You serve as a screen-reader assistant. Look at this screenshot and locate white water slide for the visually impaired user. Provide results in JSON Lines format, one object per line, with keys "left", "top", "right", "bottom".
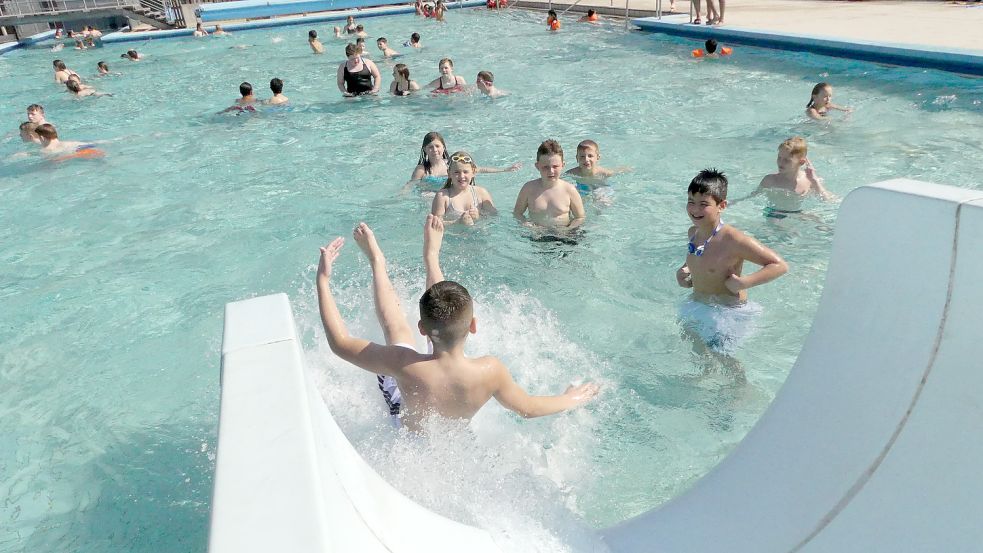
{"left": 209, "top": 180, "right": 983, "bottom": 553}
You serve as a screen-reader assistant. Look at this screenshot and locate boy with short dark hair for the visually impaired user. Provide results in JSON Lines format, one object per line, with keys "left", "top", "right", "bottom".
{"left": 475, "top": 70, "right": 504, "bottom": 97}
{"left": 268, "top": 78, "right": 288, "bottom": 105}
{"left": 676, "top": 168, "right": 787, "bottom": 358}
{"left": 376, "top": 37, "right": 400, "bottom": 58}
{"left": 315, "top": 215, "right": 598, "bottom": 431}
{"left": 513, "top": 140, "right": 586, "bottom": 229}
{"left": 405, "top": 32, "right": 422, "bottom": 48}
{"left": 27, "top": 104, "right": 47, "bottom": 125}
{"left": 308, "top": 29, "right": 324, "bottom": 54}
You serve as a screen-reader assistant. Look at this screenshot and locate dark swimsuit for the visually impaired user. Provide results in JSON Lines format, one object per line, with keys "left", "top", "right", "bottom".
{"left": 394, "top": 82, "right": 411, "bottom": 96}
{"left": 763, "top": 206, "right": 803, "bottom": 219}
{"left": 343, "top": 62, "right": 374, "bottom": 95}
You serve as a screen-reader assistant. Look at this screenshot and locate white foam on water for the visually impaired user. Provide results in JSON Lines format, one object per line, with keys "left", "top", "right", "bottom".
{"left": 299, "top": 268, "right": 611, "bottom": 553}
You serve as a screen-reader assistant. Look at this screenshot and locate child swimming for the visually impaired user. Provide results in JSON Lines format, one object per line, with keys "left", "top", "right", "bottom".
{"left": 408, "top": 131, "right": 522, "bottom": 190}
{"left": 404, "top": 32, "right": 422, "bottom": 48}
{"left": 308, "top": 29, "right": 324, "bottom": 53}
{"left": 376, "top": 37, "right": 401, "bottom": 58}
{"left": 547, "top": 9, "right": 561, "bottom": 31}
{"left": 806, "top": 82, "right": 852, "bottom": 120}
{"left": 513, "top": 139, "right": 586, "bottom": 229}
{"left": 737, "top": 137, "right": 835, "bottom": 218}
{"left": 267, "top": 78, "right": 289, "bottom": 105}
{"left": 475, "top": 71, "right": 506, "bottom": 98}
{"left": 425, "top": 58, "right": 467, "bottom": 94}
{"left": 431, "top": 151, "right": 498, "bottom": 225}
{"left": 564, "top": 139, "right": 630, "bottom": 204}
{"left": 676, "top": 169, "right": 787, "bottom": 361}
{"left": 34, "top": 123, "right": 105, "bottom": 160}
{"left": 315, "top": 217, "right": 599, "bottom": 432}
{"left": 390, "top": 64, "right": 420, "bottom": 96}
{"left": 577, "top": 9, "right": 599, "bottom": 22}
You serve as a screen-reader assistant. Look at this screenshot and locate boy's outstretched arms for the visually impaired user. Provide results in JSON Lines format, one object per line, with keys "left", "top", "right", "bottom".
{"left": 490, "top": 358, "right": 600, "bottom": 418}
{"left": 423, "top": 214, "right": 445, "bottom": 290}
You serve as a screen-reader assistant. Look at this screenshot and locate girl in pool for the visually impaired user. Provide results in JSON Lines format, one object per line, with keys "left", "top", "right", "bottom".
{"left": 344, "top": 16, "right": 357, "bottom": 34}
{"left": 806, "top": 82, "right": 852, "bottom": 120}
{"left": 432, "top": 151, "right": 497, "bottom": 225}
{"left": 390, "top": 64, "right": 420, "bottom": 96}
{"left": 425, "top": 58, "right": 467, "bottom": 94}
{"left": 408, "top": 131, "right": 522, "bottom": 190}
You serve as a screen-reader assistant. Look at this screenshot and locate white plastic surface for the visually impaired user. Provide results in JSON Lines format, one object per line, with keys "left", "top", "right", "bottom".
{"left": 211, "top": 181, "right": 983, "bottom": 553}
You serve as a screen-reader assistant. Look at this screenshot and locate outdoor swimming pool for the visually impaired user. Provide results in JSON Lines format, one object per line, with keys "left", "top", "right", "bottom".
{"left": 2, "top": 7, "right": 982, "bottom": 552}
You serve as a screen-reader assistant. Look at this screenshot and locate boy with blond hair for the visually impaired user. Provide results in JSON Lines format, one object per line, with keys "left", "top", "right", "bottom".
{"left": 513, "top": 140, "right": 586, "bottom": 229}
{"left": 564, "top": 139, "right": 631, "bottom": 203}
{"left": 316, "top": 215, "right": 599, "bottom": 431}
{"left": 739, "top": 136, "right": 835, "bottom": 218}
{"left": 676, "top": 169, "right": 787, "bottom": 361}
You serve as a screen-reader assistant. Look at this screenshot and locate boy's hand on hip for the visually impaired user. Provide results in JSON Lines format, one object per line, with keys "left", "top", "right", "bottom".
{"left": 725, "top": 274, "right": 747, "bottom": 293}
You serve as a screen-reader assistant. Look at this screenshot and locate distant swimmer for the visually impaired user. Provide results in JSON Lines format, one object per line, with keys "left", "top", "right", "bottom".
{"left": 390, "top": 63, "right": 420, "bottom": 96}
{"left": 308, "top": 29, "right": 324, "bottom": 53}
{"left": 19, "top": 122, "right": 41, "bottom": 145}
{"left": 547, "top": 9, "right": 561, "bottom": 31}
{"left": 692, "top": 38, "right": 732, "bottom": 57}
{"left": 564, "top": 139, "right": 631, "bottom": 204}
{"left": 426, "top": 58, "right": 466, "bottom": 94}
{"left": 433, "top": 0, "right": 446, "bottom": 21}
{"left": 354, "top": 24, "right": 368, "bottom": 38}
{"left": 66, "top": 77, "right": 111, "bottom": 97}
{"left": 34, "top": 124, "right": 105, "bottom": 160}
{"left": 267, "top": 77, "right": 289, "bottom": 105}
{"left": 376, "top": 37, "right": 400, "bottom": 58}
{"left": 404, "top": 32, "right": 422, "bottom": 48}
{"left": 97, "top": 61, "right": 110, "bottom": 75}
{"left": 431, "top": 151, "right": 498, "bottom": 225}
{"left": 513, "top": 140, "right": 586, "bottom": 230}
{"left": 355, "top": 37, "right": 371, "bottom": 58}
{"left": 193, "top": 22, "right": 209, "bottom": 37}
{"left": 333, "top": 26, "right": 343, "bottom": 39}
{"left": 577, "top": 9, "right": 599, "bottom": 22}
{"left": 27, "top": 104, "right": 47, "bottom": 126}
{"left": 84, "top": 26, "right": 102, "bottom": 47}
{"left": 475, "top": 70, "right": 505, "bottom": 98}
{"left": 806, "top": 82, "right": 852, "bottom": 120}
{"left": 53, "top": 60, "right": 79, "bottom": 84}
{"left": 314, "top": 217, "right": 599, "bottom": 432}
{"left": 408, "top": 131, "right": 522, "bottom": 190}
{"left": 337, "top": 43, "right": 381, "bottom": 97}
{"left": 344, "top": 16, "right": 357, "bottom": 34}
{"left": 222, "top": 81, "right": 258, "bottom": 113}
{"left": 121, "top": 49, "right": 141, "bottom": 61}
{"left": 213, "top": 24, "right": 231, "bottom": 36}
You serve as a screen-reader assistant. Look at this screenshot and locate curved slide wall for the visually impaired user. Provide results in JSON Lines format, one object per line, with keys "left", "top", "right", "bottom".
{"left": 212, "top": 180, "right": 983, "bottom": 552}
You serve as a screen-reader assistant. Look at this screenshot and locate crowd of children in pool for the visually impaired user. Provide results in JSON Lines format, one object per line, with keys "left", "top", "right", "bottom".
{"left": 15, "top": 7, "right": 854, "bottom": 431}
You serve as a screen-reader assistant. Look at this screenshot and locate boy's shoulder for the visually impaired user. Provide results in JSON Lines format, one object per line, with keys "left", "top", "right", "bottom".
{"left": 565, "top": 166, "right": 583, "bottom": 176}
{"left": 759, "top": 172, "right": 783, "bottom": 188}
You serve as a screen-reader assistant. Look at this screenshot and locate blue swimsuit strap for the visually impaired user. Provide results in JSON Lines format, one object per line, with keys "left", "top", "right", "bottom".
{"left": 688, "top": 221, "right": 723, "bottom": 256}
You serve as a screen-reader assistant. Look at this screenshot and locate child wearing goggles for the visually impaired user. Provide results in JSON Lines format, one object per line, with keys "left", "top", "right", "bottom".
{"left": 432, "top": 151, "right": 498, "bottom": 225}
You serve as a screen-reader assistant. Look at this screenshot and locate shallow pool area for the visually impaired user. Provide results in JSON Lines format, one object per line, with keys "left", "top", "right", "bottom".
{"left": 2, "top": 8, "right": 983, "bottom": 552}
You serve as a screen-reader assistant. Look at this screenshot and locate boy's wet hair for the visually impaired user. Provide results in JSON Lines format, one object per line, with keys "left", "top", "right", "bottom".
{"left": 443, "top": 150, "right": 477, "bottom": 189}
{"left": 345, "top": 42, "right": 358, "bottom": 57}
{"left": 239, "top": 81, "right": 252, "bottom": 96}
{"left": 97, "top": 61, "right": 108, "bottom": 70}
{"left": 66, "top": 80, "right": 82, "bottom": 93}
{"left": 688, "top": 168, "right": 728, "bottom": 203}
{"left": 356, "top": 37, "right": 366, "bottom": 44}
{"left": 576, "top": 139, "right": 599, "bottom": 153}
{"left": 19, "top": 121, "right": 39, "bottom": 140}
{"left": 537, "top": 139, "right": 564, "bottom": 161}
{"left": 270, "top": 77, "right": 283, "bottom": 94}
{"left": 587, "top": 8, "right": 595, "bottom": 15}
{"left": 477, "top": 70, "right": 494, "bottom": 83}
{"left": 36, "top": 123, "right": 58, "bottom": 140}
{"left": 53, "top": 59, "right": 62, "bottom": 68}
{"left": 808, "top": 82, "right": 830, "bottom": 107}
{"left": 356, "top": 24, "right": 364, "bottom": 31}
{"left": 780, "top": 136, "right": 808, "bottom": 158}
{"left": 411, "top": 32, "right": 421, "bottom": 43}
{"left": 55, "top": 60, "right": 67, "bottom": 70}
{"left": 705, "top": 38, "right": 717, "bottom": 54}
{"left": 27, "top": 103, "right": 44, "bottom": 114}
{"left": 548, "top": 9, "right": 557, "bottom": 17}
{"left": 308, "top": 29, "right": 317, "bottom": 38}
{"left": 419, "top": 281, "right": 473, "bottom": 347}
{"left": 127, "top": 50, "right": 138, "bottom": 58}
{"left": 394, "top": 63, "right": 410, "bottom": 80}
{"left": 377, "top": 36, "right": 387, "bottom": 44}
{"left": 418, "top": 131, "right": 449, "bottom": 174}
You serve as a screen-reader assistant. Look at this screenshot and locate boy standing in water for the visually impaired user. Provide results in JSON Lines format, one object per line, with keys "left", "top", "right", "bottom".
{"left": 513, "top": 140, "right": 586, "bottom": 230}
{"left": 308, "top": 29, "right": 324, "bottom": 53}
{"left": 739, "top": 137, "right": 835, "bottom": 219}
{"left": 676, "top": 169, "right": 787, "bottom": 361}
{"left": 267, "top": 78, "right": 289, "bottom": 105}
{"left": 564, "top": 139, "right": 630, "bottom": 204}
{"left": 315, "top": 216, "right": 599, "bottom": 432}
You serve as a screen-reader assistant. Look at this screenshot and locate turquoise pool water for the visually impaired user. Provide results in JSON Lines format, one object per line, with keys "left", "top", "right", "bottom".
{"left": 2, "top": 8, "right": 982, "bottom": 551}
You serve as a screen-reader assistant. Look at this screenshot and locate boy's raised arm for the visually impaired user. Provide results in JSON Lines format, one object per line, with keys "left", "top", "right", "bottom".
{"left": 491, "top": 359, "right": 599, "bottom": 418}
{"left": 316, "top": 238, "right": 411, "bottom": 376}
{"left": 423, "top": 214, "right": 445, "bottom": 290}
{"left": 724, "top": 234, "right": 788, "bottom": 293}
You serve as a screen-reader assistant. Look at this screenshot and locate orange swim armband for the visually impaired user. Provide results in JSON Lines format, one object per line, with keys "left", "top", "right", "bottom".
{"left": 721, "top": 46, "right": 733, "bottom": 55}
{"left": 692, "top": 49, "right": 704, "bottom": 58}
{"left": 54, "top": 147, "right": 105, "bottom": 162}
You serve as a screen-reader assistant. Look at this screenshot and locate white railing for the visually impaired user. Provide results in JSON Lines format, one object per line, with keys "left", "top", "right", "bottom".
{"left": 0, "top": 0, "right": 133, "bottom": 18}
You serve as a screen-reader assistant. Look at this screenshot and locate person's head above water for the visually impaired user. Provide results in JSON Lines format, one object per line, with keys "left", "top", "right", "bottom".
{"left": 65, "top": 79, "right": 82, "bottom": 94}
{"left": 418, "top": 280, "right": 475, "bottom": 348}
{"left": 54, "top": 60, "right": 67, "bottom": 71}
{"left": 587, "top": 8, "right": 595, "bottom": 16}
{"left": 535, "top": 139, "right": 564, "bottom": 180}
{"left": 443, "top": 150, "right": 477, "bottom": 189}
{"left": 688, "top": 168, "right": 728, "bottom": 204}
{"left": 777, "top": 136, "right": 808, "bottom": 171}
{"left": 35, "top": 123, "right": 58, "bottom": 143}
{"left": 393, "top": 63, "right": 410, "bottom": 81}
{"left": 97, "top": 61, "right": 108, "bottom": 73}
{"left": 269, "top": 78, "right": 283, "bottom": 95}
{"left": 705, "top": 38, "right": 718, "bottom": 54}
{"left": 547, "top": 9, "right": 557, "bottom": 19}
{"left": 377, "top": 37, "right": 388, "bottom": 46}
{"left": 438, "top": 58, "right": 455, "bottom": 74}
{"left": 239, "top": 81, "right": 253, "bottom": 97}
{"left": 308, "top": 29, "right": 318, "bottom": 39}
{"left": 345, "top": 42, "right": 359, "bottom": 58}
{"left": 411, "top": 32, "right": 421, "bottom": 44}
{"left": 356, "top": 24, "right": 364, "bottom": 32}
{"left": 52, "top": 59, "right": 63, "bottom": 69}
{"left": 27, "top": 104, "right": 45, "bottom": 123}
{"left": 808, "top": 82, "right": 832, "bottom": 108}
{"left": 418, "top": 131, "right": 449, "bottom": 173}
{"left": 346, "top": 15, "right": 355, "bottom": 24}
{"left": 19, "top": 121, "right": 40, "bottom": 143}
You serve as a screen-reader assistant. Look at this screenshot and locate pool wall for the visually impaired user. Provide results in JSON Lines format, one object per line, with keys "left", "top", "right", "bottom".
{"left": 97, "top": 0, "right": 484, "bottom": 43}
{"left": 215, "top": 180, "right": 983, "bottom": 552}
{"left": 632, "top": 14, "right": 983, "bottom": 77}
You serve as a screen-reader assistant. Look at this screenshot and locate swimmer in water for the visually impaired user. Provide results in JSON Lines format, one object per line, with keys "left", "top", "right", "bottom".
{"left": 513, "top": 139, "right": 586, "bottom": 230}
{"left": 564, "top": 139, "right": 630, "bottom": 205}
{"left": 426, "top": 58, "right": 466, "bottom": 93}
{"left": 354, "top": 24, "right": 368, "bottom": 38}
{"left": 53, "top": 60, "right": 79, "bottom": 85}
{"left": 344, "top": 16, "right": 357, "bottom": 34}
{"left": 222, "top": 81, "right": 258, "bottom": 112}
{"left": 19, "top": 122, "right": 41, "bottom": 144}
{"left": 212, "top": 24, "right": 230, "bottom": 36}
{"left": 267, "top": 77, "right": 289, "bottom": 105}
{"left": 193, "top": 22, "right": 209, "bottom": 37}
{"left": 27, "top": 104, "right": 47, "bottom": 126}
{"left": 475, "top": 70, "right": 506, "bottom": 98}
{"left": 390, "top": 64, "right": 420, "bottom": 96}
{"left": 577, "top": 8, "right": 599, "bottom": 22}
{"left": 337, "top": 43, "right": 381, "bottom": 97}
{"left": 308, "top": 29, "right": 324, "bottom": 53}
{"left": 547, "top": 9, "right": 561, "bottom": 31}
{"left": 434, "top": 0, "right": 446, "bottom": 21}
{"left": 314, "top": 217, "right": 599, "bottom": 432}
{"left": 34, "top": 124, "right": 103, "bottom": 158}
{"left": 97, "top": 61, "right": 110, "bottom": 75}
{"left": 376, "top": 37, "right": 400, "bottom": 58}
{"left": 408, "top": 131, "right": 522, "bottom": 189}
{"left": 806, "top": 82, "right": 852, "bottom": 120}
{"left": 333, "top": 26, "right": 343, "bottom": 39}
{"left": 432, "top": 151, "right": 498, "bottom": 225}
{"left": 66, "top": 78, "right": 110, "bottom": 97}
{"left": 121, "top": 49, "right": 141, "bottom": 61}
{"left": 405, "top": 32, "right": 422, "bottom": 48}
{"left": 733, "top": 137, "right": 835, "bottom": 218}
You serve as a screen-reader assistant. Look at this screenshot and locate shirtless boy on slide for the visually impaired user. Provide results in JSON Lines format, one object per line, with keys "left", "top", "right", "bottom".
{"left": 316, "top": 215, "right": 599, "bottom": 432}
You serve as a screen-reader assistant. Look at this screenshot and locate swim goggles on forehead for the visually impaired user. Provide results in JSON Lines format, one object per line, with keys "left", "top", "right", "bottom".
{"left": 450, "top": 153, "right": 473, "bottom": 164}
{"left": 688, "top": 222, "right": 723, "bottom": 256}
